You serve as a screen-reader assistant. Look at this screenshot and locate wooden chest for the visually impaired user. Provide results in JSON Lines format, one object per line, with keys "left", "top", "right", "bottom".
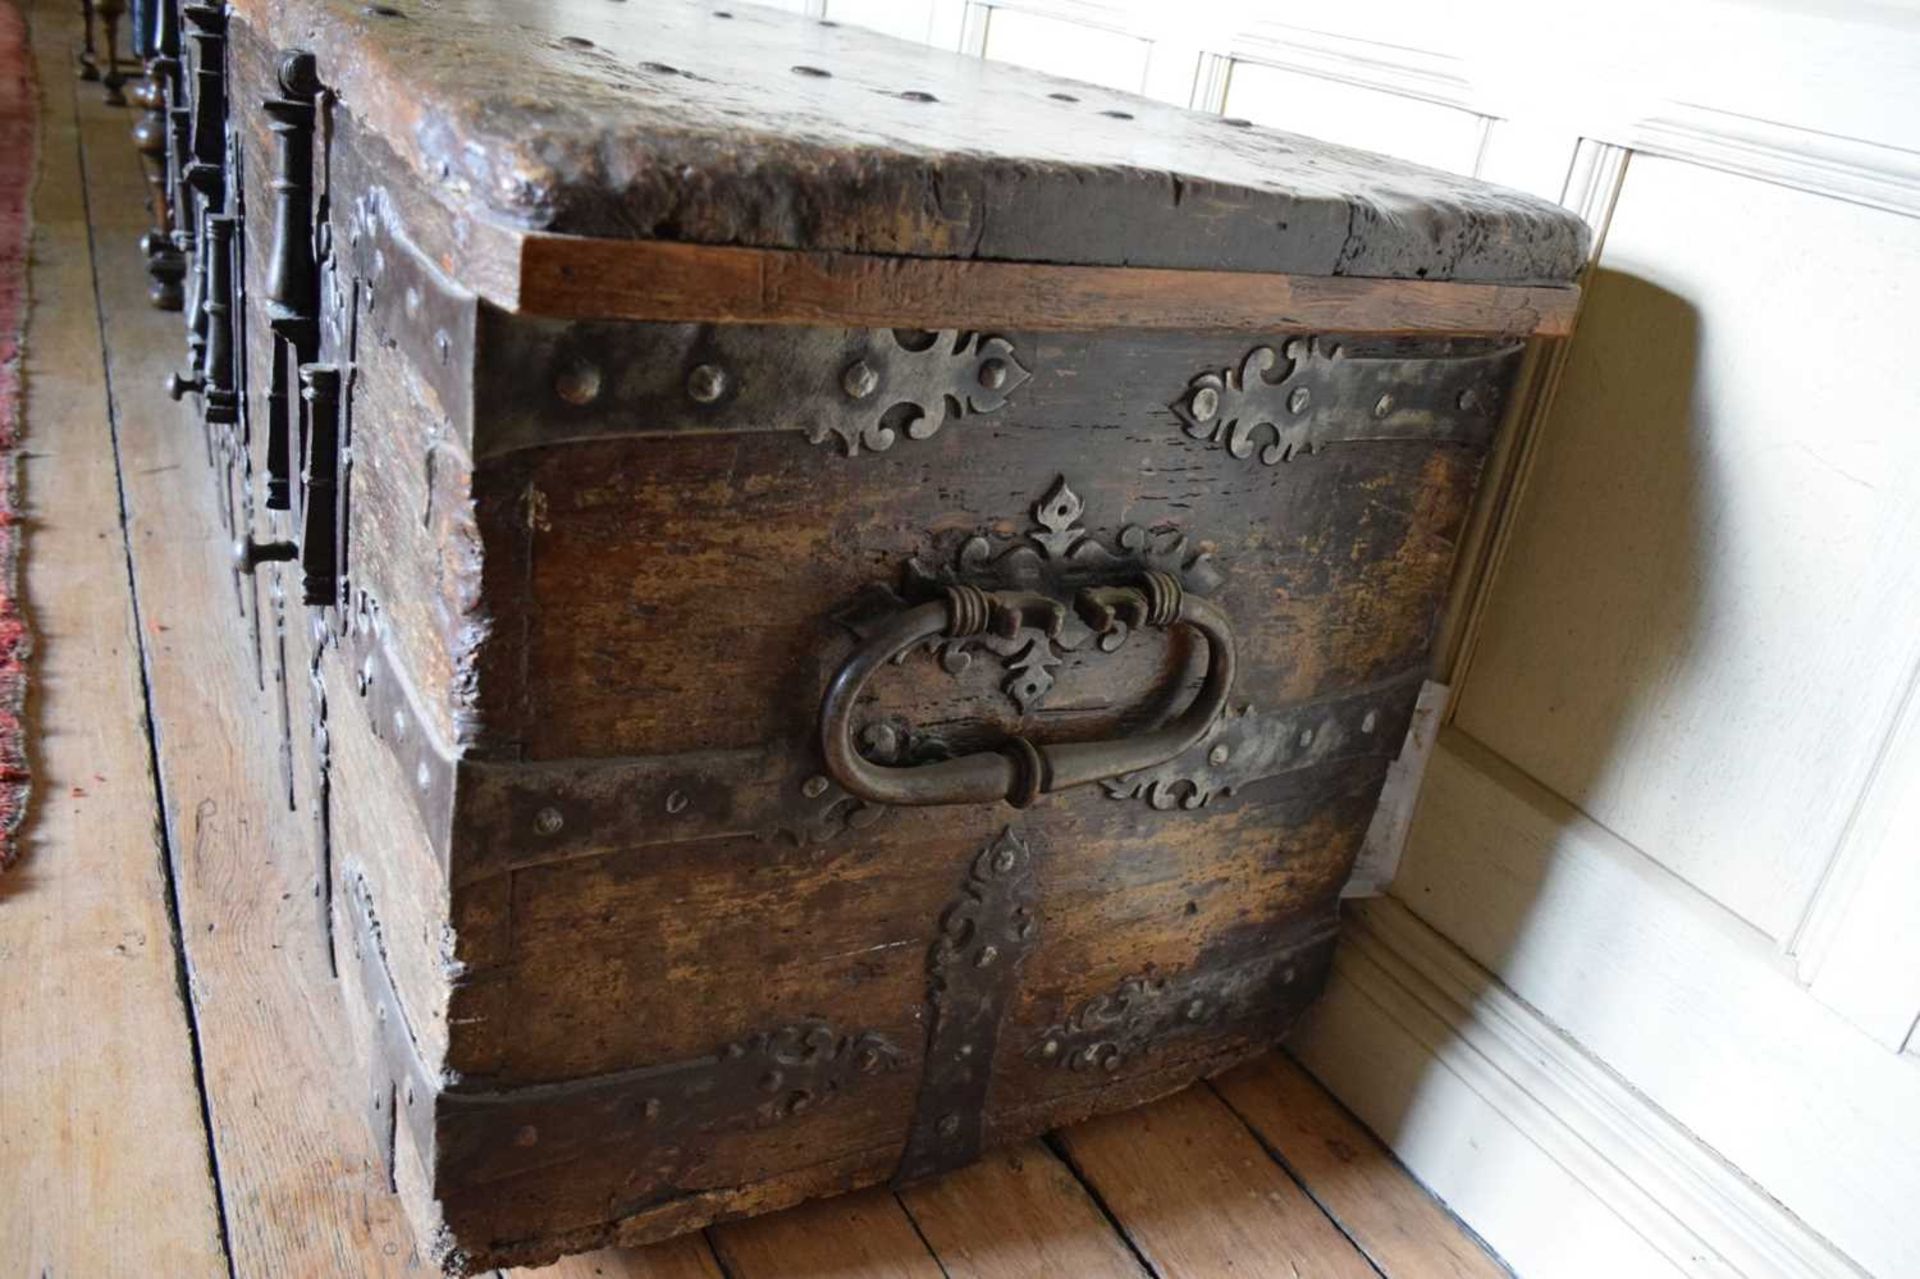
{"left": 151, "top": 0, "right": 1585, "bottom": 1269}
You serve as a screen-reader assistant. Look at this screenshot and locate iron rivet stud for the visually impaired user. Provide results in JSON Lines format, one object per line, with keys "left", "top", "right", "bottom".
{"left": 861, "top": 722, "right": 899, "bottom": 759}
{"left": 1188, "top": 385, "right": 1219, "bottom": 422}
{"left": 534, "top": 806, "right": 564, "bottom": 836}
{"left": 1361, "top": 710, "right": 1379, "bottom": 733}
{"left": 974, "top": 944, "right": 999, "bottom": 969}
{"left": 665, "top": 790, "right": 690, "bottom": 814}
{"left": 977, "top": 358, "right": 1008, "bottom": 391}
{"left": 801, "top": 775, "right": 830, "bottom": 799}
{"left": 555, "top": 358, "right": 602, "bottom": 406}
{"left": 1373, "top": 392, "right": 1394, "bottom": 418}
{"left": 1208, "top": 743, "right": 1230, "bottom": 766}
{"left": 1185, "top": 998, "right": 1208, "bottom": 1021}
{"left": 1287, "top": 386, "right": 1311, "bottom": 414}
{"left": 937, "top": 1113, "right": 961, "bottom": 1137}
{"left": 841, "top": 359, "right": 878, "bottom": 400}
{"left": 687, "top": 363, "right": 728, "bottom": 403}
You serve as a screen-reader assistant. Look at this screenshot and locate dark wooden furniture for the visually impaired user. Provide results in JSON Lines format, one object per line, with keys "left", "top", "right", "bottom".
{"left": 152, "top": 0, "right": 1585, "bottom": 1271}
{"left": 128, "top": 0, "right": 184, "bottom": 308}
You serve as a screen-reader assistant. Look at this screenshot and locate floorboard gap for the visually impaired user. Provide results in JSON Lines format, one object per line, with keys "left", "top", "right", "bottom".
{"left": 70, "top": 57, "right": 238, "bottom": 1279}
{"left": 890, "top": 1189, "right": 954, "bottom": 1278}
{"left": 1204, "top": 1077, "right": 1393, "bottom": 1279}
{"left": 1041, "top": 1129, "right": 1162, "bottom": 1278}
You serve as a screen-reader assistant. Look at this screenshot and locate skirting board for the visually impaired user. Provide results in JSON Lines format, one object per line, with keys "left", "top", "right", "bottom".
{"left": 1287, "top": 898, "right": 1867, "bottom": 1279}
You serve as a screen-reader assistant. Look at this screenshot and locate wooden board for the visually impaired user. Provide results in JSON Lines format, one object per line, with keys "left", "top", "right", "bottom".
{"left": 514, "top": 237, "right": 1579, "bottom": 336}
{"left": 1055, "top": 1083, "right": 1379, "bottom": 1278}
{"left": 222, "top": 0, "right": 1588, "bottom": 286}
{"left": 1213, "top": 1054, "right": 1506, "bottom": 1278}
{"left": 897, "top": 1142, "right": 1149, "bottom": 1279}
{"left": 508, "top": 1233, "right": 725, "bottom": 1279}
{"left": 66, "top": 12, "right": 426, "bottom": 1273}
{"left": 0, "top": 9, "right": 227, "bottom": 1272}
{"left": 709, "top": 1187, "right": 942, "bottom": 1279}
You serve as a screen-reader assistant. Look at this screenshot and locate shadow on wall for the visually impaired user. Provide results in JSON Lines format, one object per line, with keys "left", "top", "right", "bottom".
{"left": 1449, "top": 266, "right": 1710, "bottom": 850}
{"left": 1288, "top": 265, "right": 1708, "bottom": 1150}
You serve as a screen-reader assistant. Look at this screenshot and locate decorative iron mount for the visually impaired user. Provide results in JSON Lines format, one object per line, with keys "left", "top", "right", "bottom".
{"left": 821, "top": 570, "right": 1235, "bottom": 809}
{"left": 228, "top": 47, "right": 347, "bottom": 610}
{"left": 838, "top": 477, "right": 1223, "bottom": 716}
{"left": 1170, "top": 336, "right": 1516, "bottom": 465}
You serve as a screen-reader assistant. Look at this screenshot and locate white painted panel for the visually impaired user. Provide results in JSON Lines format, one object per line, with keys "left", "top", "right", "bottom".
{"left": 1290, "top": 959, "right": 1692, "bottom": 1279}
{"left": 1395, "top": 731, "right": 1920, "bottom": 1278}
{"left": 1454, "top": 154, "right": 1920, "bottom": 940}
{"left": 1295, "top": 902, "right": 1864, "bottom": 1278}
{"left": 981, "top": 8, "right": 1151, "bottom": 94}
{"left": 1221, "top": 61, "right": 1486, "bottom": 175}
{"left": 821, "top": 0, "right": 942, "bottom": 45}
{"left": 1801, "top": 664, "right": 1920, "bottom": 1048}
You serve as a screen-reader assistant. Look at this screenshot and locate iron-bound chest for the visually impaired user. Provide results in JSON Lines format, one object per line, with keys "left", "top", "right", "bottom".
{"left": 160, "top": 0, "right": 1584, "bottom": 1270}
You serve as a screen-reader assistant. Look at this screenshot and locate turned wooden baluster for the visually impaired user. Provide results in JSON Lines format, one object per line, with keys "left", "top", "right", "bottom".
{"left": 263, "top": 51, "right": 320, "bottom": 511}
{"left": 96, "top": 0, "right": 127, "bottom": 104}
{"left": 76, "top": 0, "right": 99, "bottom": 80}
{"left": 169, "top": 4, "right": 226, "bottom": 423}
{"left": 131, "top": 0, "right": 183, "bottom": 308}
{"left": 297, "top": 364, "right": 342, "bottom": 607}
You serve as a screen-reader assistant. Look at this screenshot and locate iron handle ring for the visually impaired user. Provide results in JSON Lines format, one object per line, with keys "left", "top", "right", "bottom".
{"left": 819, "top": 577, "right": 1235, "bottom": 809}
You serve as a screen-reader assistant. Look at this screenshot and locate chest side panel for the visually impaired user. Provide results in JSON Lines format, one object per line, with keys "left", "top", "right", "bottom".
{"left": 410, "top": 314, "right": 1524, "bottom": 1250}
{"left": 468, "top": 321, "right": 1513, "bottom": 765}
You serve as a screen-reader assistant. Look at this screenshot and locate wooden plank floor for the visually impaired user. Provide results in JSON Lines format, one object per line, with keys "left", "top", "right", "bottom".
{"left": 4, "top": 3, "right": 1509, "bottom": 1276}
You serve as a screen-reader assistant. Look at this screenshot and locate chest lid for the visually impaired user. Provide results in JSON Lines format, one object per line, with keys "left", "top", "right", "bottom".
{"left": 240, "top": 0, "right": 1586, "bottom": 304}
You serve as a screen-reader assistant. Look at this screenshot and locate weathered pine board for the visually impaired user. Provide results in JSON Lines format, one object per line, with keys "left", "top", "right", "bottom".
{"left": 1055, "top": 1083, "right": 1380, "bottom": 1278}
{"left": 68, "top": 27, "right": 425, "bottom": 1278}
{"left": 708, "top": 1187, "right": 943, "bottom": 1279}
{"left": 1214, "top": 1054, "right": 1507, "bottom": 1278}
{"left": 896, "top": 1141, "right": 1150, "bottom": 1279}
{"left": 507, "top": 1232, "right": 726, "bottom": 1279}
{"left": 0, "top": 8, "right": 227, "bottom": 1273}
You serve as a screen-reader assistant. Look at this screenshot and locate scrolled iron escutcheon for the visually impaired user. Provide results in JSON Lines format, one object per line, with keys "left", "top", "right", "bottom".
{"left": 821, "top": 574, "right": 1235, "bottom": 809}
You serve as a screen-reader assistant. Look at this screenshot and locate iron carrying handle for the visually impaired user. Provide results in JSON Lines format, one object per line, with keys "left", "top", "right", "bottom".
{"left": 820, "top": 574, "right": 1235, "bottom": 808}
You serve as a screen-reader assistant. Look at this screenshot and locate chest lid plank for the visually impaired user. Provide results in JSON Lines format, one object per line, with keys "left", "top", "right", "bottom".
{"left": 232, "top": 0, "right": 1587, "bottom": 307}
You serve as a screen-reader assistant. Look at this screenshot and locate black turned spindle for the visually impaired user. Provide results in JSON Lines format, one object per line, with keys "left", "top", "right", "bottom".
{"left": 77, "top": 0, "right": 100, "bottom": 80}
{"left": 181, "top": 5, "right": 226, "bottom": 206}
{"left": 297, "top": 364, "right": 342, "bottom": 607}
{"left": 263, "top": 50, "right": 320, "bottom": 510}
{"left": 97, "top": 0, "right": 128, "bottom": 104}
{"left": 167, "top": 105, "right": 193, "bottom": 250}
{"left": 200, "top": 213, "right": 238, "bottom": 427}
{"left": 132, "top": 57, "right": 184, "bottom": 308}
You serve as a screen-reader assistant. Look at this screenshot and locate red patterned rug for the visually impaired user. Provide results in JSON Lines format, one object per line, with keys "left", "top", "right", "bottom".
{"left": 0, "top": 0, "right": 33, "bottom": 867}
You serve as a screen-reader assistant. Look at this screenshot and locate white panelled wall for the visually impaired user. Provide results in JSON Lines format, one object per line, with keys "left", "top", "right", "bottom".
{"left": 765, "top": 0, "right": 1920, "bottom": 1274}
